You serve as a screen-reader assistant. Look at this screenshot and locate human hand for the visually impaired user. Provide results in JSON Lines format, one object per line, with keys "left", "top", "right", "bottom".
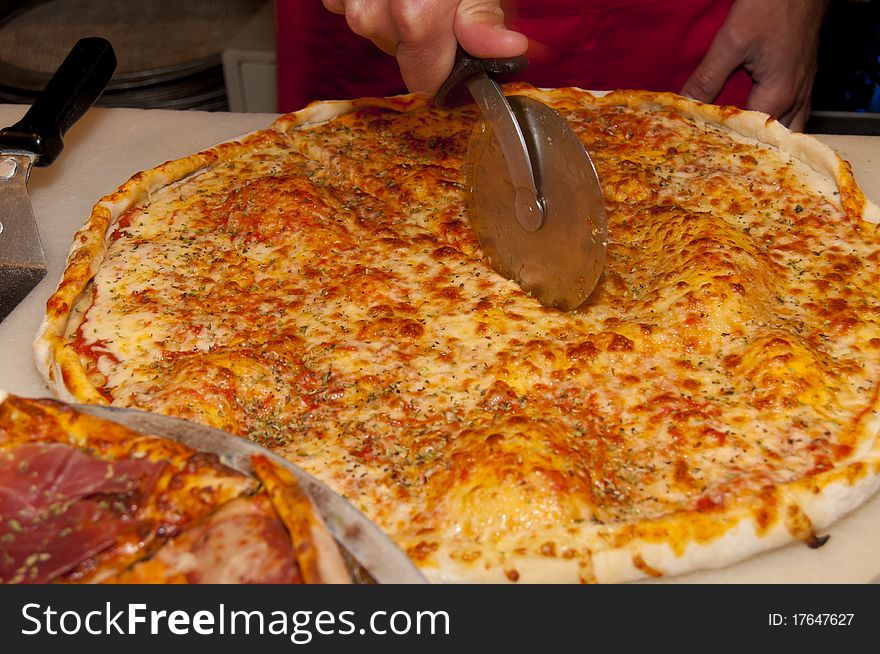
{"left": 680, "top": 0, "right": 828, "bottom": 131}
{"left": 322, "top": 0, "right": 528, "bottom": 98}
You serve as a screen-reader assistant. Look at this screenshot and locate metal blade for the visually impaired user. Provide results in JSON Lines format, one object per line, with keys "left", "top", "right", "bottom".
{"left": 75, "top": 404, "right": 428, "bottom": 584}
{"left": 0, "top": 151, "right": 46, "bottom": 322}
{"left": 466, "top": 96, "right": 607, "bottom": 310}
{"left": 465, "top": 73, "right": 544, "bottom": 231}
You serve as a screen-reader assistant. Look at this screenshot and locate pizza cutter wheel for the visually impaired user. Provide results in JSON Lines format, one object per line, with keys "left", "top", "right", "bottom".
{"left": 437, "top": 49, "right": 607, "bottom": 310}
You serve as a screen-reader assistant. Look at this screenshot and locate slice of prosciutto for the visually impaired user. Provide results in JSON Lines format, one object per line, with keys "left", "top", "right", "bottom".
{"left": 0, "top": 443, "right": 164, "bottom": 583}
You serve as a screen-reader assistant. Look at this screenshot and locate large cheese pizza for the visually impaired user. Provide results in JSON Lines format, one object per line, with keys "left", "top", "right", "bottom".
{"left": 35, "top": 86, "right": 880, "bottom": 583}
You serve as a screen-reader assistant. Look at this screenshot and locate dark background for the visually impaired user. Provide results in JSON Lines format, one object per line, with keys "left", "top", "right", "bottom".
{"left": 814, "top": 0, "right": 880, "bottom": 114}
{"left": 809, "top": 0, "right": 880, "bottom": 132}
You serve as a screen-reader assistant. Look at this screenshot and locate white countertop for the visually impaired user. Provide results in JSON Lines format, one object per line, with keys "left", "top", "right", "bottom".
{"left": 1, "top": 103, "right": 879, "bottom": 583}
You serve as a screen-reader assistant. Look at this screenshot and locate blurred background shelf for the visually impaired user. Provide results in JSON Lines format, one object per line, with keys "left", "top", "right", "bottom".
{"left": 806, "top": 111, "right": 880, "bottom": 136}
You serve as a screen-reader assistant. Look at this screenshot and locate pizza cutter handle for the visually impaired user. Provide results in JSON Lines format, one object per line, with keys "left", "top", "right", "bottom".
{"left": 436, "top": 47, "right": 528, "bottom": 108}
{"left": 0, "top": 37, "right": 117, "bottom": 167}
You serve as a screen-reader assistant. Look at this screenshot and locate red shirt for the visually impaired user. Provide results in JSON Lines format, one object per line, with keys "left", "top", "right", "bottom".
{"left": 275, "top": 0, "right": 752, "bottom": 112}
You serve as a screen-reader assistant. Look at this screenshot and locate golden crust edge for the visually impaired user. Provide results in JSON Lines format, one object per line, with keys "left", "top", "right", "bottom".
{"left": 421, "top": 447, "right": 880, "bottom": 584}
{"left": 31, "top": 87, "right": 880, "bottom": 583}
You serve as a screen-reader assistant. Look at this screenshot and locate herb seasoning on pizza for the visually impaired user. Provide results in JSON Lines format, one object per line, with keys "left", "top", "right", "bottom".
{"left": 36, "top": 87, "right": 880, "bottom": 583}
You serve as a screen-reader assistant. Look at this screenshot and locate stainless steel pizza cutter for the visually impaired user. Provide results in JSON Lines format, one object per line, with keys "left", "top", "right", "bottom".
{"left": 437, "top": 49, "right": 607, "bottom": 310}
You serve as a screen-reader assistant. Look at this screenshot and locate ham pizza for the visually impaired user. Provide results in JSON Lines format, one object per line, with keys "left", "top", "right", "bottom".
{"left": 0, "top": 392, "right": 350, "bottom": 584}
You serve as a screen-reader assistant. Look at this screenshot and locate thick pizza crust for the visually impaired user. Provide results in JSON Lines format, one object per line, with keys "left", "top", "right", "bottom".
{"left": 34, "top": 88, "right": 880, "bottom": 583}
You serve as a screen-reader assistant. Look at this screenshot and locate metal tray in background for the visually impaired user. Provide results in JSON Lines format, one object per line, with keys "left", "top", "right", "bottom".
{"left": 74, "top": 404, "right": 428, "bottom": 585}
{"left": 0, "top": 0, "right": 267, "bottom": 110}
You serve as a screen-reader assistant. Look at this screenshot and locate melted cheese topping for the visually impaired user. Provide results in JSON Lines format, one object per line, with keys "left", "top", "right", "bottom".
{"left": 59, "top": 89, "right": 880, "bottom": 582}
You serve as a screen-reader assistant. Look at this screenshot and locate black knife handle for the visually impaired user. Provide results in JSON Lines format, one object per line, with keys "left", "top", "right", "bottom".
{"left": 436, "top": 46, "right": 528, "bottom": 108}
{"left": 0, "top": 37, "right": 116, "bottom": 167}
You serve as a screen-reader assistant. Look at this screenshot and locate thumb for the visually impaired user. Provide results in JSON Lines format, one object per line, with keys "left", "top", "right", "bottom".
{"left": 454, "top": 0, "right": 528, "bottom": 59}
{"left": 680, "top": 30, "right": 745, "bottom": 104}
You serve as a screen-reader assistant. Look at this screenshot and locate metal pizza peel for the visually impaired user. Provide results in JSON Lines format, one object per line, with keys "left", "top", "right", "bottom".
{"left": 0, "top": 37, "right": 116, "bottom": 322}
{"left": 436, "top": 49, "right": 607, "bottom": 311}
{"left": 75, "top": 404, "right": 428, "bottom": 584}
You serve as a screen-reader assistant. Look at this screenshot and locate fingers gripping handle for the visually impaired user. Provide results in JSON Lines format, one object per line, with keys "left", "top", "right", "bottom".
{"left": 436, "top": 47, "right": 528, "bottom": 108}
{"left": 0, "top": 37, "right": 117, "bottom": 167}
